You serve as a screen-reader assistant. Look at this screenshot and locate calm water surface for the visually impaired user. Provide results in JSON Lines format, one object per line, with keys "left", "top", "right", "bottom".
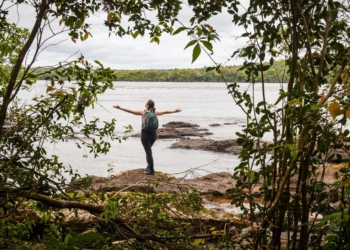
{"left": 20, "top": 81, "right": 281, "bottom": 178}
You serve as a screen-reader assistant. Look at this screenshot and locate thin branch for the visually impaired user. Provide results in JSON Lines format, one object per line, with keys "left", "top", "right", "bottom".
{"left": 0, "top": 0, "right": 52, "bottom": 135}
{"left": 317, "top": 6, "right": 332, "bottom": 88}
{"left": 1, "top": 95, "right": 68, "bottom": 170}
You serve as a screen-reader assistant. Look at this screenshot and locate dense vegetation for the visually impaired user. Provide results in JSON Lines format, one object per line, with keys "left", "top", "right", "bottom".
{"left": 32, "top": 61, "right": 288, "bottom": 83}
{"left": 1, "top": 0, "right": 350, "bottom": 249}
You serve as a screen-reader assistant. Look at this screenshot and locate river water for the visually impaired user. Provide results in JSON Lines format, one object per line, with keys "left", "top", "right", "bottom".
{"left": 19, "top": 81, "right": 282, "bottom": 179}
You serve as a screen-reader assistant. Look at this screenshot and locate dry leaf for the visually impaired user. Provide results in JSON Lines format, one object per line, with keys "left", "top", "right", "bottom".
{"left": 83, "top": 33, "right": 89, "bottom": 41}
{"left": 71, "top": 88, "right": 77, "bottom": 98}
{"left": 320, "top": 92, "right": 325, "bottom": 103}
{"left": 46, "top": 86, "right": 54, "bottom": 93}
{"left": 107, "top": 12, "right": 113, "bottom": 21}
{"left": 329, "top": 101, "right": 340, "bottom": 120}
{"left": 346, "top": 108, "right": 350, "bottom": 119}
{"left": 340, "top": 176, "right": 350, "bottom": 187}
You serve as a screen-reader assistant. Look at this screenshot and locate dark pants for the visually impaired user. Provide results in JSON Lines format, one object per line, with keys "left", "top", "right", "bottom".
{"left": 141, "top": 130, "right": 157, "bottom": 170}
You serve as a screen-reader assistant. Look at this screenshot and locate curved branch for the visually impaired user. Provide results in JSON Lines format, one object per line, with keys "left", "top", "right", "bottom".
{"left": 25, "top": 191, "right": 104, "bottom": 213}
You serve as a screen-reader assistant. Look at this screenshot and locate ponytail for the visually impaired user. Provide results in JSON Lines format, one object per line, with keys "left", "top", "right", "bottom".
{"left": 147, "top": 100, "right": 156, "bottom": 113}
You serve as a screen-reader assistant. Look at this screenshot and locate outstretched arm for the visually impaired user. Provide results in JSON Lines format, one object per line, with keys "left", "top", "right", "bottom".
{"left": 157, "top": 108, "right": 182, "bottom": 116}
{"left": 113, "top": 105, "right": 140, "bottom": 115}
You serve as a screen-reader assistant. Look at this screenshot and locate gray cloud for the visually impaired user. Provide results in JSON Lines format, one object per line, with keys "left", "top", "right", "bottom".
{"left": 6, "top": 3, "right": 247, "bottom": 70}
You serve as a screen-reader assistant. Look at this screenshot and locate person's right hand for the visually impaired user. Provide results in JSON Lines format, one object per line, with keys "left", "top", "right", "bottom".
{"left": 113, "top": 105, "right": 120, "bottom": 109}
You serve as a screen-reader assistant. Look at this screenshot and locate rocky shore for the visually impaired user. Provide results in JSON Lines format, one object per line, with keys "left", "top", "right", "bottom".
{"left": 66, "top": 164, "right": 344, "bottom": 212}
{"left": 66, "top": 169, "right": 236, "bottom": 196}
{"left": 129, "top": 121, "right": 350, "bottom": 163}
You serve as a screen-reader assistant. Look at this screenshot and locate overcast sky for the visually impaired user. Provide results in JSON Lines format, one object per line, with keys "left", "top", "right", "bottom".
{"left": 6, "top": 2, "right": 247, "bottom": 70}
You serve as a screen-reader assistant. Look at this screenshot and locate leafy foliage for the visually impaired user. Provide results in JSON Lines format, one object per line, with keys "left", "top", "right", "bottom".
{"left": 2, "top": 0, "right": 350, "bottom": 248}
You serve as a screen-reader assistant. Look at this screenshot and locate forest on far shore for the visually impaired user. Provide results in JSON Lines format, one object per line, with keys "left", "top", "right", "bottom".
{"left": 33, "top": 60, "right": 288, "bottom": 83}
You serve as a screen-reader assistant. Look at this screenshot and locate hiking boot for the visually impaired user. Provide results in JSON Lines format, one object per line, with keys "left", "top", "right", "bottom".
{"left": 144, "top": 170, "right": 154, "bottom": 175}
{"left": 145, "top": 165, "right": 150, "bottom": 171}
{"left": 143, "top": 166, "right": 154, "bottom": 175}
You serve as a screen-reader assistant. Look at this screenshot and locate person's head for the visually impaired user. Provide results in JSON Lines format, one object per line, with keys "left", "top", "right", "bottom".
{"left": 145, "top": 99, "right": 156, "bottom": 112}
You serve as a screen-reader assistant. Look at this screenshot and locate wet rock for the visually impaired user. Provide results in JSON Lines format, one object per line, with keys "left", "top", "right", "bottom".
{"left": 170, "top": 138, "right": 242, "bottom": 154}
{"left": 209, "top": 123, "right": 220, "bottom": 127}
{"left": 224, "top": 122, "right": 238, "bottom": 125}
{"left": 162, "top": 121, "right": 199, "bottom": 128}
{"left": 183, "top": 172, "right": 236, "bottom": 196}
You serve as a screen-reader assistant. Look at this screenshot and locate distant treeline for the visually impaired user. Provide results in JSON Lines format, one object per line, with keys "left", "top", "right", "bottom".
{"left": 32, "top": 61, "right": 288, "bottom": 83}
{"left": 115, "top": 61, "right": 288, "bottom": 83}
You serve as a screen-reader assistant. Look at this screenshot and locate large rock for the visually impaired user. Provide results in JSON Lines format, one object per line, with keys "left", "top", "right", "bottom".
{"left": 157, "top": 127, "right": 213, "bottom": 138}
{"left": 170, "top": 138, "right": 242, "bottom": 154}
{"left": 183, "top": 172, "right": 236, "bottom": 196}
{"left": 66, "top": 169, "right": 236, "bottom": 197}
{"left": 162, "top": 121, "right": 199, "bottom": 128}
{"left": 131, "top": 121, "right": 213, "bottom": 139}
{"left": 66, "top": 170, "right": 185, "bottom": 194}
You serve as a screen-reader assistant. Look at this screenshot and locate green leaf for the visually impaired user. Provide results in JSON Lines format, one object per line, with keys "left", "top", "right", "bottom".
{"left": 131, "top": 30, "right": 140, "bottom": 39}
{"left": 274, "top": 90, "right": 288, "bottom": 105}
{"left": 196, "top": 26, "right": 203, "bottom": 37}
{"left": 94, "top": 60, "right": 103, "bottom": 67}
{"left": 201, "top": 40, "right": 213, "bottom": 52}
{"left": 286, "top": 144, "right": 297, "bottom": 160}
{"left": 192, "top": 44, "right": 201, "bottom": 64}
{"left": 206, "top": 66, "right": 215, "bottom": 72}
{"left": 64, "top": 234, "right": 72, "bottom": 245}
{"left": 248, "top": 169, "right": 255, "bottom": 179}
{"left": 172, "top": 27, "right": 186, "bottom": 35}
{"left": 310, "top": 104, "right": 324, "bottom": 111}
{"left": 184, "top": 40, "right": 197, "bottom": 50}
{"left": 154, "top": 37, "right": 160, "bottom": 44}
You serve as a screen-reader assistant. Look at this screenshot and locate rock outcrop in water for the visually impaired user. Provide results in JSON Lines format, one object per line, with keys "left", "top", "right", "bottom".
{"left": 170, "top": 138, "right": 242, "bottom": 154}
{"left": 131, "top": 121, "right": 213, "bottom": 139}
{"left": 162, "top": 121, "right": 199, "bottom": 128}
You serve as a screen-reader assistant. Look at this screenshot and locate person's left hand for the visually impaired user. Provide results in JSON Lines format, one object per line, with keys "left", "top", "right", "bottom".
{"left": 175, "top": 108, "right": 182, "bottom": 112}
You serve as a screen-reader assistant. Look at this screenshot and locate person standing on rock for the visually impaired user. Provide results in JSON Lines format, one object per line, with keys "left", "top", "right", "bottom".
{"left": 113, "top": 100, "right": 181, "bottom": 175}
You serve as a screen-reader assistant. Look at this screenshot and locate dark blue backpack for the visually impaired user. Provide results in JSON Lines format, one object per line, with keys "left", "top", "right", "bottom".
{"left": 143, "top": 110, "right": 159, "bottom": 131}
